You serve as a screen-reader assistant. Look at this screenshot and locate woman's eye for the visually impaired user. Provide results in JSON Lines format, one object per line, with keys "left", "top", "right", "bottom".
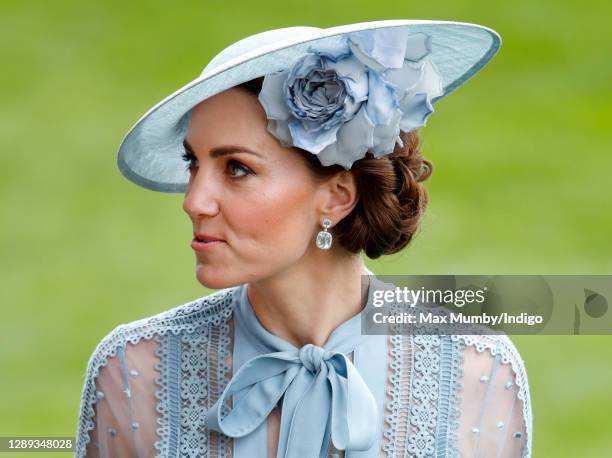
{"left": 227, "top": 159, "right": 253, "bottom": 178}
{"left": 181, "top": 151, "right": 197, "bottom": 171}
{"left": 181, "top": 151, "right": 252, "bottom": 178}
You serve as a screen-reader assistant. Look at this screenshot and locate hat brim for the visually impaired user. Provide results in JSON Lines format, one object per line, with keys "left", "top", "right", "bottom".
{"left": 117, "top": 19, "right": 501, "bottom": 193}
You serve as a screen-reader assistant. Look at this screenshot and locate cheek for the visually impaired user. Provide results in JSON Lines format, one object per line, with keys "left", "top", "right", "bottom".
{"left": 228, "top": 176, "right": 315, "bottom": 251}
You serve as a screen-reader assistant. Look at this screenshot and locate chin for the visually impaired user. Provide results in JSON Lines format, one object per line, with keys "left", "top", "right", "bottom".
{"left": 195, "top": 264, "right": 239, "bottom": 290}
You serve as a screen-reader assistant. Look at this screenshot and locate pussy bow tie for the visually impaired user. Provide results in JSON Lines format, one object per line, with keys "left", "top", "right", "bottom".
{"left": 205, "top": 342, "right": 378, "bottom": 458}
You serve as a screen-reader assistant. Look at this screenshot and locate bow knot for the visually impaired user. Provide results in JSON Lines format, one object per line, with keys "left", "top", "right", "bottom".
{"left": 298, "top": 344, "right": 331, "bottom": 373}
{"left": 205, "top": 345, "right": 378, "bottom": 457}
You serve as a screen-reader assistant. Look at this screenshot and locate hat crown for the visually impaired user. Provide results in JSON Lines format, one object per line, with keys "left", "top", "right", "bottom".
{"left": 201, "top": 26, "right": 321, "bottom": 77}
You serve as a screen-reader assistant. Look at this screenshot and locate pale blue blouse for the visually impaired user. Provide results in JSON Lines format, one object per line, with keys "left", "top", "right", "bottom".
{"left": 74, "top": 273, "right": 533, "bottom": 457}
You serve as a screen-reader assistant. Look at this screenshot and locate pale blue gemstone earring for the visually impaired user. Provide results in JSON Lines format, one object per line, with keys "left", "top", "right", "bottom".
{"left": 316, "top": 218, "right": 333, "bottom": 250}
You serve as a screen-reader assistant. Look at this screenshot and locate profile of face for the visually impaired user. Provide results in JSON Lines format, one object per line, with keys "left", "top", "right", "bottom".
{"left": 182, "top": 87, "right": 357, "bottom": 289}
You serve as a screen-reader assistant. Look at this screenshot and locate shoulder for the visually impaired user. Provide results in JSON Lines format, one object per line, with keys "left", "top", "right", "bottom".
{"left": 75, "top": 287, "right": 240, "bottom": 455}
{"left": 451, "top": 334, "right": 533, "bottom": 456}
{"left": 121, "top": 285, "right": 237, "bottom": 340}
{"left": 450, "top": 334, "right": 528, "bottom": 379}
{"left": 84, "top": 286, "right": 239, "bottom": 377}
{"left": 386, "top": 333, "right": 533, "bottom": 456}
{"left": 450, "top": 334, "right": 531, "bottom": 407}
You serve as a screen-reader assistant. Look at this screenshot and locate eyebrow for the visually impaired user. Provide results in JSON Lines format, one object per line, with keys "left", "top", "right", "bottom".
{"left": 183, "top": 139, "right": 263, "bottom": 158}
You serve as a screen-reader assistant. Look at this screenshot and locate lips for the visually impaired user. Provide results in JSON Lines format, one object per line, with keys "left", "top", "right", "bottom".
{"left": 193, "top": 233, "right": 224, "bottom": 243}
{"left": 191, "top": 234, "right": 225, "bottom": 252}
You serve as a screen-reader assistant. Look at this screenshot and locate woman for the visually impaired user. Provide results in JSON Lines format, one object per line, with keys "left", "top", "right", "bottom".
{"left": 75, "top": 20, "right": 533, "bottom": 457}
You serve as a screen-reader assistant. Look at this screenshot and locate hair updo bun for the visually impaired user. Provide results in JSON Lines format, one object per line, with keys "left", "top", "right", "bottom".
{"left": 237, "top": 78, "right": 432, "bottom": 259}
{"left": 336, "top": 130, "right": 432, "bottom": 259}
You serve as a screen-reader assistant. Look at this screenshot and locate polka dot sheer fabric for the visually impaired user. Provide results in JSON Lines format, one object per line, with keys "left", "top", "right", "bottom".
{"left": 74, "top": 276, "right": 532, "bottom": 457}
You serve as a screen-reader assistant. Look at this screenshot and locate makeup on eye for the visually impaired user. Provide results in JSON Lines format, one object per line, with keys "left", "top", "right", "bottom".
{"left": 181, "top": 150, "right": 198, "bottom": 172}
{"left": 226, "top": 159, "right": 253, "bottom": 177}
{"left": 181, "top": 150, "right": 254, "bottom": 177}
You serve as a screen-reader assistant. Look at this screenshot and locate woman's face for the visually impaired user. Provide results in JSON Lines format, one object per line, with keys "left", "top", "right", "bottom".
{"left": 182, "top": 87, "right": 334, "bottom": 289}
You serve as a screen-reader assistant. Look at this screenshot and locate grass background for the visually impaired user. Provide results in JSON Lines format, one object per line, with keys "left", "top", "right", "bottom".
{"left": 1, "top": 0, "right": 611, "bottom": 456}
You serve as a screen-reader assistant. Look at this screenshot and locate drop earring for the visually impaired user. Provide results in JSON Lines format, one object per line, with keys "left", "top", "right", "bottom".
{"left": 315, "top": 218, "right": 333, "bottom": 250}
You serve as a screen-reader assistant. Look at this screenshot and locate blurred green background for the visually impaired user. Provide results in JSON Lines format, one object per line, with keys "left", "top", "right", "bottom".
{"left": 1, "top": 0, "right": 611, "bottom": 456}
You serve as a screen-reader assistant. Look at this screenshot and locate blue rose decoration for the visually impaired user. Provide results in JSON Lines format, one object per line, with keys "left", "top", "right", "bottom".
{"left": 258, "top": 28, "right": 444, "bottom": 169}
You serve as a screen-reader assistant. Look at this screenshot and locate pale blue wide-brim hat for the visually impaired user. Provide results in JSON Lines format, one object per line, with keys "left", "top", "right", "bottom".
{"left": 117, "top": 19, "right": 501, "bottom": 193}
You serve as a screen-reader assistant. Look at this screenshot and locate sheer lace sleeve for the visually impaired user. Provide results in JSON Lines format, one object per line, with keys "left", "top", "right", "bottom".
{"left": 75, "top": 325, "right": 160, "bottom": 458}
{"left": 74, "top": 289, "right": 237, "bottom": 457}
{"left": 452, "top": 335, "right": 533, "bottom": 457}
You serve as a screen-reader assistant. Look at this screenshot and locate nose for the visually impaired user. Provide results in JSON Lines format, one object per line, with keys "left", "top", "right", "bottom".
{"left": 182, "top": 171, "right": 221, "bottom": 219}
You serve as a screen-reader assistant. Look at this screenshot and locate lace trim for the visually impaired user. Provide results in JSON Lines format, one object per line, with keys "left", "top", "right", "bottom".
{"left": 181, "top": 329, "right": 211, "bottom": 456}
{"left": 434, "top": 336, "right": 462, "bottom": 458}
{"left": 406, "top": 334, "right": 441, "bottom": 457}
{"left": 383, "top": 291, "right": 433, "bottom": 457}
{"left": 445, "top": 338, "right": 464, "bottom": 458}
{"left": 154, "top": 332, "right": 181, "bottom": 457}
{"left": 382, "top": 334, "right": 412, "bottom": 457}
{"left": 449, "top": 334, "right": 533, "bottom": 458}
{"left": 383, "top": 333, "right": 446, "bottom": 458}
{"left": 74, "top": 287, "right": 236, "bottom": 458}
{"left": 207, "top": 318, "right": 233, "bottom": 457}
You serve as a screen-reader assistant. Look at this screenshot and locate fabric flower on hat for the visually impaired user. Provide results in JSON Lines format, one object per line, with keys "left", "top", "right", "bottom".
{"left": 257, "top": 28, "right": 445, "bottom": 169}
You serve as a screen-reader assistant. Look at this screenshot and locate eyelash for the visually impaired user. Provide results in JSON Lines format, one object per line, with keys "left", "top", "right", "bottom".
{"left": 181, "top": 150, "right": 253, "bottom": 178}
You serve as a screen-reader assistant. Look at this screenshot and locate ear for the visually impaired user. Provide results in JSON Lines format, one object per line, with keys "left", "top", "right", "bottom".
{"left": 315, "top": 171, "right": 359, "bottom": 225}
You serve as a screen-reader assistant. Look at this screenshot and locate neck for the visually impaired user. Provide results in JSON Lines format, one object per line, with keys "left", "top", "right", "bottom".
{"left": 246, "top": 247, "right": 370, "bottom": 348}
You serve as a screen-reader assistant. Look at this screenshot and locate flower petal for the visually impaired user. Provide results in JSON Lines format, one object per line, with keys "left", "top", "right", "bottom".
{"left": 284, "top": 53, "right": 322, "bottom": 90}
{"left": 348, "top": 28, "right": 411, "bottom": 70}
{"left": 315, "top": 142, "right": 339, "bottom": 167}
{"left": 400, "top": 59, "right": 444, "bottom": 106}
{"left": 317, "top": 107, "right": 375, "bottom": 169}
{"left": 344, "top": 75, "right": 368, "bottom": 103}
{"left": 266, "top": 119, "right": 293, "bottom": 146}
{"left": 365, "top": 70, "right": 399, "bottom": 126}
{"left": 371, "top": 108, "right": 402, "bottom": 157}
{"left": 324, "top": 57, "right": 369, "bottom": 112}
{"left": 288, "top": 120, "right": 341, "bottom": 154}
{"left": 258, "top": 71, "right": 292, "bottom": 121}
{"left": 398, "top": 93, "right": 434, "bottom": 132}
{"left": 310, "top": 37, "right": 351, "bottom": 61}
{"left": 324, "top": 56, "right": 367, "bottom": 82}
{"left": 382, "top": 60, "right": 424, "bottom": 96}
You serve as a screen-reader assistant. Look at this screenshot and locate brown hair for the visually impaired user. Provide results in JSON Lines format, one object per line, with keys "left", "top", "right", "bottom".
{"left": 237, "top": 77, "right": 433, "bottom": 259}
